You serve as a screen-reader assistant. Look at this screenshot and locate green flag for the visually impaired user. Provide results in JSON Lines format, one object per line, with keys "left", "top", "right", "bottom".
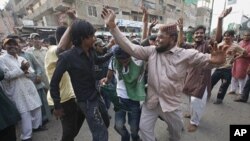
{"left": 227, "top": 23, "right": 235, "bottom": 30}
{"left": 183, "top": 0, "right": 198, "bottom": 4}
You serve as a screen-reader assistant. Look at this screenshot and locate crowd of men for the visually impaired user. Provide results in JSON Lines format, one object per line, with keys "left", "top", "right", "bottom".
{"left": 0, "top": 6, "right": 250, "bottom": 141}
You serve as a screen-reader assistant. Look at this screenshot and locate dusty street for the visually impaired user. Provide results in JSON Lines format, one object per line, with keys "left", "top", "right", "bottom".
{"left": 17, "top": 82, "right": 250, "bottom": 141}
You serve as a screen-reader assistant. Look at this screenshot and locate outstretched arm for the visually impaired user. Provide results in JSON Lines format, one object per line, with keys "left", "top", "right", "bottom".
{"left": 215, "top": 7, "right": 232, "bottom": 43}
{"left": 56, "top": 9, "right": 77, "bottom": 56}
{"left": 141, "top": 5, "right": 148, "bottom": 41}
{"left": 177, "top": 18, "right": 184, "bottom": 47}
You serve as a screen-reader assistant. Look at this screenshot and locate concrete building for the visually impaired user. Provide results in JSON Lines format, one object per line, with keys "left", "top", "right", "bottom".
{"left": 196, "top": 0, "right": 212, "bottom": 33}
{"left": 0, "top": 2, "right": 15, "bottom": 39}
{"left": 9, "top": 0, "right": 211, "bottom": 34}
{"left": 196, "top": 7, "right": 211, "bottom": 30}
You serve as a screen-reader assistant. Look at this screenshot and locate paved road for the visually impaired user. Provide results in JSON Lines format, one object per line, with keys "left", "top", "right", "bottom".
{"left": 17, "top": 82, "right": 250, "bottom": 141}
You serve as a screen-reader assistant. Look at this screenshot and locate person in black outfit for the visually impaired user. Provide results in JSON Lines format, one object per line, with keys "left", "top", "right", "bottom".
{"left": 50, "top": 19, "right": 109, "bottom": 141}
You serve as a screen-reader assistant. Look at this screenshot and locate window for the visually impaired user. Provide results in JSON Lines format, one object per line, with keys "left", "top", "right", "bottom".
{"left": 88, "top": 6, "right": 97, "bottom": 17}
{"left": 122, "top": 11, "right": 130, "bottom": 15}
{"left": 159, "top": 0, "right": 163, "bottom": 4}
{"left": 143, "top": 0, "right": 156, "bottom": 9}
{"left": 159, "top": 16, "right": 163, "bottom": 21}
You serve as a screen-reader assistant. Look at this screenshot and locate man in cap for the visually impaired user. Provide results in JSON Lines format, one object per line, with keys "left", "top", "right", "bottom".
{"left": 93, "top": 38, "right": 114, "bottom": 110}
{"left": 101, "top": 8, "right": 229, "bottom": 141}
{"left": 0, "top": 38, "right": 43, "bottom": 141}
{"left": 26, "top": 33, "right": 49, "bottom": 90}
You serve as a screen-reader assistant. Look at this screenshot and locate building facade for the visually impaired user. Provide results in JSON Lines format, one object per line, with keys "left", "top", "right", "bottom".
{"left": 9, "top": 0, "right": 211, "bottom": 34}
{"left": 0, "top": 1, "right": 16, "bottom": 39}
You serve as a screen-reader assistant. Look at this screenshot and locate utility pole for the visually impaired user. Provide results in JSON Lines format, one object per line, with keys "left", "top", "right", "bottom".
{"left": 208, "top": 0, "right": 214, "bottom": 36}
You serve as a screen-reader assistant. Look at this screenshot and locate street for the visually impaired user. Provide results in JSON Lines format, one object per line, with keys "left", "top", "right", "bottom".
{"left": 18, "top": 82, "right": 250, "bottom": 141}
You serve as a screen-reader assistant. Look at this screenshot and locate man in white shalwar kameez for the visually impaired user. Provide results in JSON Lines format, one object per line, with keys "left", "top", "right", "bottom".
{"left": 0, "top": 38, "right": 42, "bottom": 141}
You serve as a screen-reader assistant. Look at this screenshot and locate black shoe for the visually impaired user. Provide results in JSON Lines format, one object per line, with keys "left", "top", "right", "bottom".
{"left": 33, "top": 126, "right": 48, "bottom": 132}
{"left": 213, "top": 99, "right": 222, "bottom": 104}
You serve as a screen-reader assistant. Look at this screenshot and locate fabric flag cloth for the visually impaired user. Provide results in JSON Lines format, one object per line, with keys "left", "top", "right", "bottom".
{"left": 183, "top": 0, "right": 198, "bottom": 5}
{"left": 228, "top": 0, "right": 236, "bottom": 5}
{"left": 100, "top": 84, "right": 131, "bottom": 112}
{"left": 227, "top": 23, "right": 235, "bottom": 30}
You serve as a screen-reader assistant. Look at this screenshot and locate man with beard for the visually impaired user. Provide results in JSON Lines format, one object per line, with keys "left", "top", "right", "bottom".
{"left": 101, "top": 8, "right": 229, "bottom": 141}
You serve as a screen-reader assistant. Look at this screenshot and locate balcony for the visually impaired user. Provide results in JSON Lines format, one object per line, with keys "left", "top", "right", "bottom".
{"left": 166, "top": 0, "right": 182, "bottom": 8}
{"left": 14, "top": 0, "right": 38, "bottom": 12}
{"left": 53, "top": 0, "right": 73, "bottom": 12}
{"left": 25, "top": 0, "right": 53, "bottom": 21}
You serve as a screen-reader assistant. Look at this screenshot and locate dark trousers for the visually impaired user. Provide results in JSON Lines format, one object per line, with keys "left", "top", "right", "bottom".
{"left": 211, "top": 68, "right": 232, "bottom": 100}
{"left": 77, "top": 97, "right": 109, "bottom": 141}
{"left": 114, "top": 98, "right": 141, "bottom": 141}
{"left": 241, "top": 74, "right": 250, "bottom": 101}
{"left": 60, "top": 98, "right": 84, "bottom": 141}
{"left": 37, "top": 88, "right": 51, "bottom": 123}
{"left": 0, "top": 125, "right": 16, "bottom": 141}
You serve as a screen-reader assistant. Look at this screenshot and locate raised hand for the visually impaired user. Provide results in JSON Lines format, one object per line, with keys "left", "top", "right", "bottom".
{"left": 66, "top": 9, "right": 77, "bottom": 20}
{"left": 58, "top": 9, "right": 77, "bottom": 26}
{"left": 141, "top": 5, "right": 148, "bottom": 23}
{"left": 149, "top": 18, "right": 158, "bottom": 29}
{"left": 177, "top": 18, "right": 183, "bottom": 31}
{"left": 101, "top": 7, "right": 116, "bottom": 29}
{"left": 219, "top": 7, "right": 232, "bottom": 19}
{"left": 209, "top": 42, "right": 229, "bottom": 65}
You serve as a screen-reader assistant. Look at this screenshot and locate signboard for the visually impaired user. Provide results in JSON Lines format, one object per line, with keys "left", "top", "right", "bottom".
{"left": 22, "top": 20, "right": 34, "bottom": 26}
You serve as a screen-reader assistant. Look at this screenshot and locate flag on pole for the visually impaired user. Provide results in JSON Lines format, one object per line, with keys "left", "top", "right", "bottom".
{"left": 183, "top": 0, "right": 198, "bottom": 5}
{"left": 228, "top": 0, "right": 237, "bottom": 5}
